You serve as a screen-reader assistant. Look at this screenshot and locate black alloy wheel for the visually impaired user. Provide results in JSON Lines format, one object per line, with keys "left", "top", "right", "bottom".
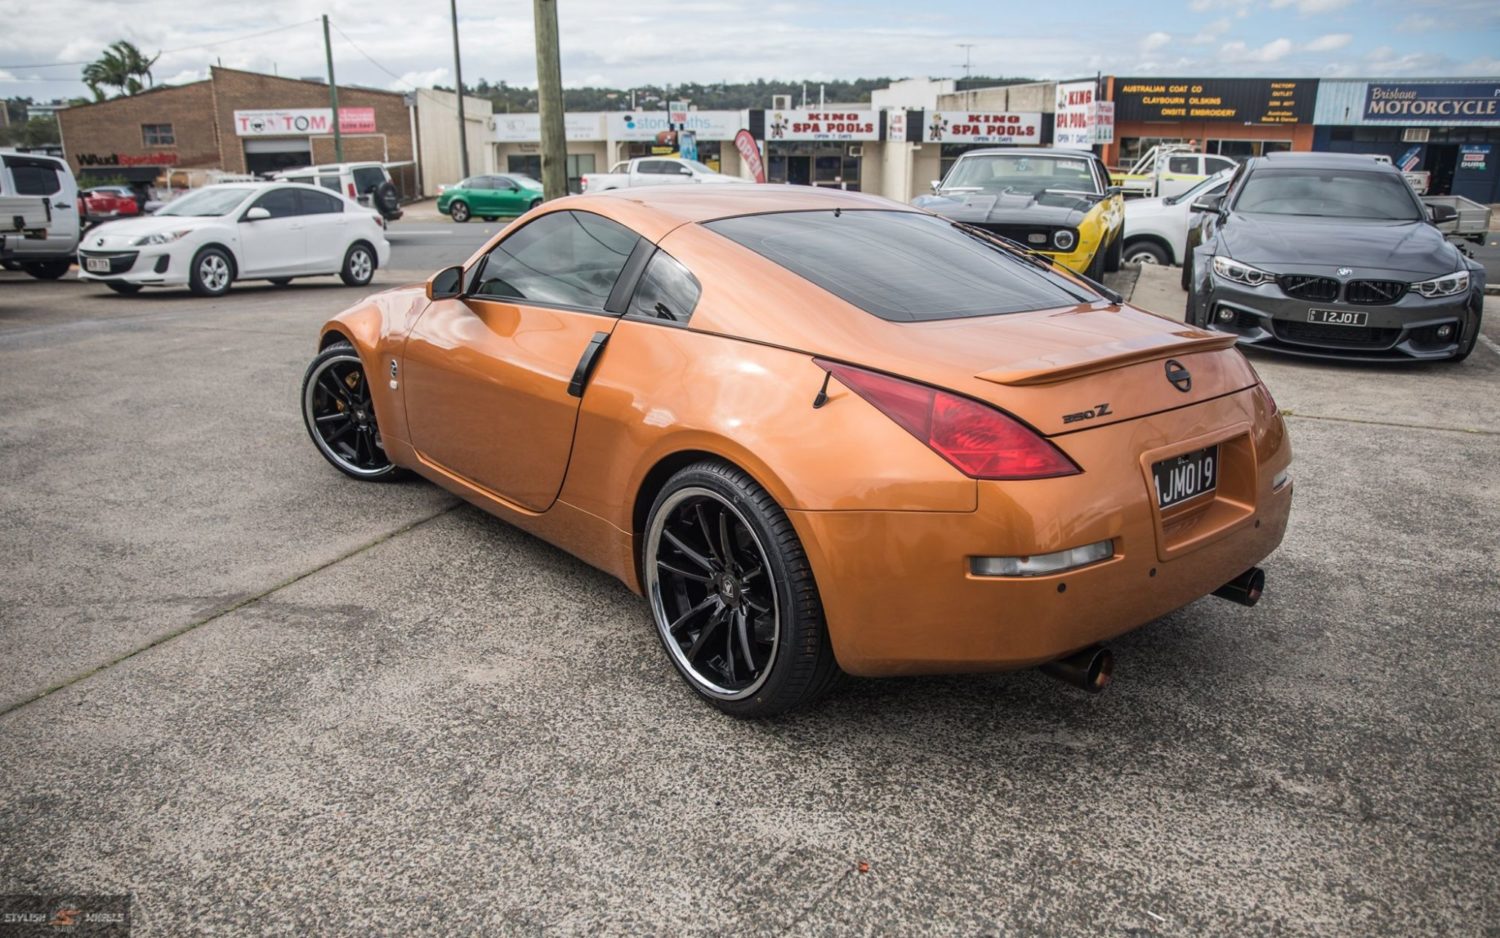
{"left": 645, "top": 462, "right": 839, "bottom": 716}
{"left": 301, "top": 341, "right": 400, "bottom": 481}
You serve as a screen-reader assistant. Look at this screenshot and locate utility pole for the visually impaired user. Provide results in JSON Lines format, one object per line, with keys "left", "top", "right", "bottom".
{"left": 322, "top": 15, "right": 343, "bottom": 161}
{"left": 450, "top": 0, "right": 470, "bottom": 178}
{"left": 534, "top": 0, "right": 567, "bottom": 200}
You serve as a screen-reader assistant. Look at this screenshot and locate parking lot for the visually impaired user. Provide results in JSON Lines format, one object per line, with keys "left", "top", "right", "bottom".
{"left": 1, "top": 254, "right": 1497, "bottom": 935}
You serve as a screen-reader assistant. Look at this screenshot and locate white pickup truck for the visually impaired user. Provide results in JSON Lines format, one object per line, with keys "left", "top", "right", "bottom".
{"left": 1367, "top": 154, "right": 1430, "bottom": 195}
{"left": 580, "top": 157, "right": 736, "bottom": 193}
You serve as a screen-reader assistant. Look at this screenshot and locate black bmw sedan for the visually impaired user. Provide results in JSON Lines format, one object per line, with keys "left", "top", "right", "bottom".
{"left": 1186, "top": 152, "right": 1484, "bottom": 362}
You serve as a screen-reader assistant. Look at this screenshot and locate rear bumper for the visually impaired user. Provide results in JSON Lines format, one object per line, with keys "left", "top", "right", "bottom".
{"left": 789, "top": 387, "right": 1292, "bottom": 676}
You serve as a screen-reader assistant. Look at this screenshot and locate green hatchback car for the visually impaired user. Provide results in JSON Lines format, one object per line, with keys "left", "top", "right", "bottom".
{"left": 437, "top": 174, "right": 545, "bottom": 222}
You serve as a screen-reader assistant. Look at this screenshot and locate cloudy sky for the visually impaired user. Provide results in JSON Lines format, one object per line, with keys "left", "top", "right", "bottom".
{"left": 1, "top": 0, "right": 1496, "bottom": 103}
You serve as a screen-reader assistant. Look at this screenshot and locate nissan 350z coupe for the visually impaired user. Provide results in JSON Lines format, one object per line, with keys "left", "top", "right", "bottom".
{"left": 301, "top": 186, "right": 1292, "bottom": 716}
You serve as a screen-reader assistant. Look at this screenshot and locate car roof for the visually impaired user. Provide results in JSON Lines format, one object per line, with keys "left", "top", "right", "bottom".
{"left": 584, "top": 184, "right": 911, "bottom": 225}
{"left": 1258, "top": 152, "right": 1401, "bottom": 172}
{"left": 953, "top": 147, "right": 1101, "bottom": 161}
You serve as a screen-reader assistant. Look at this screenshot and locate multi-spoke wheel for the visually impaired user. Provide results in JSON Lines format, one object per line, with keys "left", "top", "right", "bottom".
{"left": 340, "top": 243, "right": 375, "bottom": 287}
{"left": 300, "top": 341, "right": 401, "bottom": 481}
{"left": 645, "top": 461, "right": 839, "bottom": 716}
{"left": 189, "top": 247, "right": 233, "bottom": 297}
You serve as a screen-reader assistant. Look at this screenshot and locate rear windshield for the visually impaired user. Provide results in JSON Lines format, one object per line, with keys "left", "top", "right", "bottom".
{"left": 1233, "top": 168, "right": 1422, "bottom": 221}
{"left": 705, "top": 210, "right": 1092, "bottom": 321}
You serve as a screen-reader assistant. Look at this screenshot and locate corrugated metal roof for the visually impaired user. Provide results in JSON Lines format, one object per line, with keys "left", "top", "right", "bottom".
{"left": 1315, "top": 78, "right": 1500, "bottom": 126}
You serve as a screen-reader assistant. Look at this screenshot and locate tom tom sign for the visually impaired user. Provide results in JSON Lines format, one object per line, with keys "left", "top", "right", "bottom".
{"left": 233, "top": 108, "right": 377, "bottom": 137}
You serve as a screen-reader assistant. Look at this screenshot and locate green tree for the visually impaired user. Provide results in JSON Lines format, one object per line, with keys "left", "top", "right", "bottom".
{"left": 81, "top": 40, "right": 160, "bottom": 101}
{"left": 0, "top": 116, "right": 60, "bottom": 148}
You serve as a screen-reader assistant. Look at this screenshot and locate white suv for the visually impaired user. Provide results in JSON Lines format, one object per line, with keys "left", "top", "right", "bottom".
{"left": 0, "top": 151, "right": 82, "bottom": 279}
{"left": 273, "top": 162, "right": 403, "bottom": 220}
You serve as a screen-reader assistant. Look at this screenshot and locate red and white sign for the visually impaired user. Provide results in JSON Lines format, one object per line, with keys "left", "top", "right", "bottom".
{"left": 233, "top": 107, "right": 376, "bottom": 137}
{"left": 734, "top": 129, "right": 766, "bottom": 183}
{"left": 767, "top": 110, "right": 879, "bottom": 141}
{"left": 1054, "top": 81, "right": 1096, "bottom": 150}
{"left": 1090, "top": 101, "right": 1115, "bottom": 144}
{"left": 924, "top": 112, "right": 1041, "bottom": 145}
{"left": 888, "top": 111, "right": 906, "bottom": 141}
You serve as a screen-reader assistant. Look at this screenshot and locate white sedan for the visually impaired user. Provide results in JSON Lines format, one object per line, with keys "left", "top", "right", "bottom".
{"left": 1120, "top": 170, "right": 1232, "bottom": 267}
{"left": 77, "top": 182, "right": 391, "bottom": 297}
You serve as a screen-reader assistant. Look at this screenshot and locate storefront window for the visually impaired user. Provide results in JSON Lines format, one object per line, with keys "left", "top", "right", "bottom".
{"left": 506, "top": 153, "right": 595, "bottom": 193}
{"left": 766, "top": 142, "right": 861, "bottom": 189}
{"left": 1205, "top": 139, "right": 1293, "bottom": 159}
{"left": 1117, "top": 137, "right": 1183, "bottom": 164}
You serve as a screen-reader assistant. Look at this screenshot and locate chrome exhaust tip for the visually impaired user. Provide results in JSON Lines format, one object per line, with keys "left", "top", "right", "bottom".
{"left": 1213, "top": 566, "right": 1266, "bottom": 607}
{"left": 1040, "top": 644, "right": 1114, "bottom": 693}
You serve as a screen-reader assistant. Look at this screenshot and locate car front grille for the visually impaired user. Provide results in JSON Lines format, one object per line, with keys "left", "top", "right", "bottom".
{"left": 969, "top": 223, "right": 1058, "bottom": 250}
{"left": 77, "top": 250, "right": 139, "bottom": 274}
{"left": 1276, "top": 320, "right": 1400, "bottom": 349}
{"left": 1277, "top": 274, "right": 1340, "bottom": 302}
{"left": 1345, "top": 279, "right": 1408, "bottom": 305}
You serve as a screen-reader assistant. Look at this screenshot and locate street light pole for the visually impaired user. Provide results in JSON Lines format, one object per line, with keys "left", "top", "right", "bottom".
{"left": 534, "top": 0, "right": 567, "bottom": 200}
{"left": 322, "top": 14, "right": 343, "bottom": 162}
{"left": 450, "top": 0, "right": 470, "bottom": 178}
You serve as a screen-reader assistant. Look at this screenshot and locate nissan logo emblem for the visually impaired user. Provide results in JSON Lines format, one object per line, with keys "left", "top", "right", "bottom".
{"left": 1165, "top": 359, "right": 1192, "bottom": 393}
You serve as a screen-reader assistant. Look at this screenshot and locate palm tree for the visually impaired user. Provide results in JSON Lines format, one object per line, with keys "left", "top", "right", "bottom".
{"left": 82, "top": 41, "right": 159, "bottom": 101}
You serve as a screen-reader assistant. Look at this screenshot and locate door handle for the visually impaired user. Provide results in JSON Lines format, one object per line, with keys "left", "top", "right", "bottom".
{"left": 567, "top": 331, "right": 610, "bottom": 398}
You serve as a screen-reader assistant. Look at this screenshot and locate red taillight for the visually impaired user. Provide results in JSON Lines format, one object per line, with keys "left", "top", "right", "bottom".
{"left": 815, "top": 359, "right": 1079, "bottom": 480}
{"left": 348, "top": 182, "right": 357, "bottom": 199}
{"left": 581, "top": 175, "right": 589, "bottom": 191}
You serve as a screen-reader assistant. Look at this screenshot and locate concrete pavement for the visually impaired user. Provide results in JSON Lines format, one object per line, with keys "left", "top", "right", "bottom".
{"left": 1, "top": 268, "right": 1496, "bottom": 936}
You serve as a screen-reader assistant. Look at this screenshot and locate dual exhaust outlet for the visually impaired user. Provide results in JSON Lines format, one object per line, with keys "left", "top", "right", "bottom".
{"left": 1040, "top": 566, "right": 1265, "bottom": 693}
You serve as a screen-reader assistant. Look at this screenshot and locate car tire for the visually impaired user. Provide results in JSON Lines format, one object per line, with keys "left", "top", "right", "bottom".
{"left": 529, "top": 198, "right": 543, "bottom": 211}
{"left": 449, "top": 200, "right": 470, "bottom": 223}
{"left": 1104, "top": 232, "right": 1123, "bottom": 273}
{"left": 301, "top": 341, "right": 403, "bottom": 482}
{"left": 644, "top": 460, "right": 841, "bottom": 717}
{"left": 21, "top": 259, "right": 71, "bottom": 280}
{"left": 1181, "top": 252, "right": 1193, "bottom": 291}
{"left": 483, "top": 216, "right": 498, "bottom": 222}
{"left": 269, "top": 277, "right": 293, "bottom": 286}
{"left": 188, "top": 247, "right": 233, "bottom": 297}
{"left": 104, "top": 282, "right": 142, "bottom": 295}
{"left": 339, "top": 243, "right": 376, "bottom": 287}
{"left": 1085, "top": 243, "right": 1107, "bottom": 282}
{"left": 1125, "top": 241, "right": 1170, "bottom": 266}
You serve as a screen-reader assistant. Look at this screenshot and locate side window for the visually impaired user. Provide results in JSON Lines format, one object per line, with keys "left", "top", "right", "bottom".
{"left": 470, "top": 211, "right": 640, "bottom": 310}
{"left": 627, "top": 251, "right": 702, "bottom": 324}
{"left": 352, "top": 167, "right": 386, "bottom": 194}
{"left": 297, "top": 189, "right": 345, "bottom": 215}
{"left": 7, "top": 159, "right": 61, "bottom": 196}
{"left": 1167, "top": 156, "right": 1197, "bottom": 174}
{"left": 317, "top": 175, "right": 341, "bottom": 192}
{"left": 637, "top": 160, "right": 668, "bottom": 175}
{"left": 251, "top": 188, "right": 301, "bottom": 219}
{"left": 1206, "top": 157, "right": 1237, "bottom": 174}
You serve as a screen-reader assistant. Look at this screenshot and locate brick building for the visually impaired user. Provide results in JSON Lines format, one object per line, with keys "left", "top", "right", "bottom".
{"left": 57, "top": 67, "right": 415, "bottom": 195}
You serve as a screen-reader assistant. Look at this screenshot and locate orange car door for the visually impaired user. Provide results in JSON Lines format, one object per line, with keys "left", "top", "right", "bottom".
{"left": 401, "top": 210, "right": 644, "bottom": 512}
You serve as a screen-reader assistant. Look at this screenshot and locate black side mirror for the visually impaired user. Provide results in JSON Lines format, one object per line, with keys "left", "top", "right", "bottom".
{"left": 427, "top": 265, "right": 464, "bottom": 300}
{"left": 1427, "top": 203, "right": 1458, "bottom": 225}
{"left": 1105, "top": 185, "right": 1123, "bottom": 197}
{"left": 1191, "top": 194, "right": 1224, "bottom": 214}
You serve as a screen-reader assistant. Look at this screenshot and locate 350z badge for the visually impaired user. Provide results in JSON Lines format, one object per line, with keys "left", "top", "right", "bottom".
{"left": 1062, "top": 402, "right": 1112, "bottom": 425}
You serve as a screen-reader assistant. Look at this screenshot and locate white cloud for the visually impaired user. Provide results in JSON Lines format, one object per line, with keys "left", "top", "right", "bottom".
{"left": 1190, "top": 18, "right": 1233, "bottom": 43}
{"left": 392, "top": 68, "right": 449, "bottom": 91}
{"left": 1396, "top": 14, "right": 1438, "bottom": 33}
{"left": 1303, "top": 33, "right": 1352, "bottom": 52}
{"left": 1270, "top": 0, "right": 1352, "bottom": 12}
{"left": 1141, "top": 32, "right": 1172, "bottom": 53}
{"left": 1219, "top": 37, "right": 1294, "bottom": 63}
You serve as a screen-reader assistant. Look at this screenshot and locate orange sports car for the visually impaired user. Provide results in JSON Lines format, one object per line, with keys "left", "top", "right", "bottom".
{"left": 301, "top": 185, "right": 1292, "bottom": 716}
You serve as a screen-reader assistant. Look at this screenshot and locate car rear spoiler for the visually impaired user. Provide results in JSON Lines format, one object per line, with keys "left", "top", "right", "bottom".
{"left": 976, "top": 331, "right": 1240, "bottom": 387}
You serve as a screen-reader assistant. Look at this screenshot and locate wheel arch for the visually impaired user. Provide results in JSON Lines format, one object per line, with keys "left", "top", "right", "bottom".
{"left": 348, "top": 238, "right": 379, "bottom": 269}
{"left": 192, "top": 241, "right": 238, "bottom": 278}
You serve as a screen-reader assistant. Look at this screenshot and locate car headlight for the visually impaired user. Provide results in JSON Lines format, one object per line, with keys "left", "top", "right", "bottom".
{"left": 1053, "top": 229, "right": 1077, "bottom": 251}
{"left": 1211, "top": 255, "right": 1275, "bottom": 287}
{"left": 1411, "top": 271, "right": 1469, "bottom": 298}
{"left": 133, "top": 230, "right": 191, "bottom": 246}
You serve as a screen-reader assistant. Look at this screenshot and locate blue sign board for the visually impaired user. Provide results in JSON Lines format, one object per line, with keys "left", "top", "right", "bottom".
{"left": 1364, "top": 82, "right": 1500, "bottom": 122}
{"left": 1459, "top": 144, "right": 1490, "bottom": 172}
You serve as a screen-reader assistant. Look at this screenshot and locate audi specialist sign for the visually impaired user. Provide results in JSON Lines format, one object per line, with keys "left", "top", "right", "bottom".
{"left": 234, "top": 108, "right": 376, "bottom": 136}
{"left": 1112, "top": 79, "right": 1315, "bottom": 124}
{"left": 924, "top": 112, "right": 1041, "bottom": 145}
{"left": 1363, "top": 83, "right": 1500, "bottom": 122}
{"left": 766, "top": 110, "right": 880, "bottom": 141}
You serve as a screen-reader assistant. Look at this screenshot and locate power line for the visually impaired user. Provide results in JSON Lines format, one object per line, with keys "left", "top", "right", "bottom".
{"left": 0, "top": 20, "right": 319, "bottom": 71}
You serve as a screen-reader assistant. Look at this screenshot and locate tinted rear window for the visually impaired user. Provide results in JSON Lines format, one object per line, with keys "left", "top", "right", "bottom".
{"left": 705, "top": 210, "right": 1090, "bottom": 321}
